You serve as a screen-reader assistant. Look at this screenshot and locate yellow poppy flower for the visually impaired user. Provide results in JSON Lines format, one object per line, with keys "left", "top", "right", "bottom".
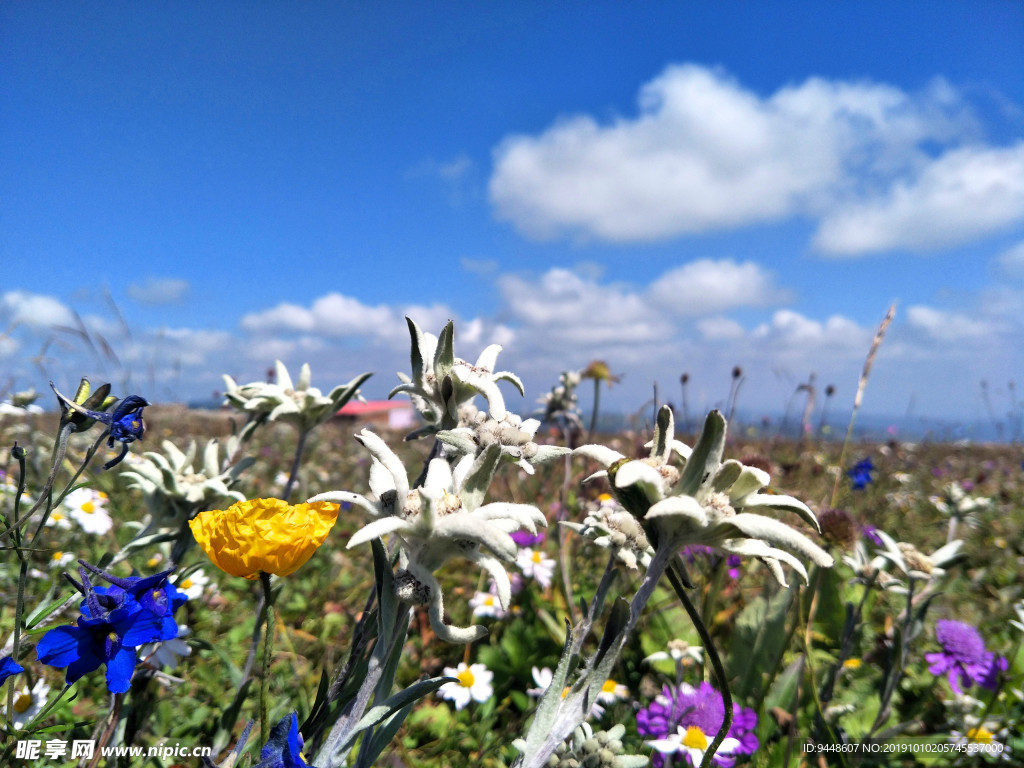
{"left": 189, "top": 498, "right": 339, "bottom": 579}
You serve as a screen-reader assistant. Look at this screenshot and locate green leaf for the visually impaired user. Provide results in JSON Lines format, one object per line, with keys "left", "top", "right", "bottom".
{"left": 727, "top": 585, "right": 795, "bottom": 700}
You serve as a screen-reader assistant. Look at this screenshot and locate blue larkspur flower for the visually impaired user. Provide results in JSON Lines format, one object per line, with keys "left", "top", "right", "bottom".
{"left": 254, "top": 712, "right": 317, "bottom": 768}
{"left": 846, "top": 458, "right": 875, "bottom": 491}
{"left": 50, "top": 384, "right": 149, "bottom": 469}
{"left": 36, "top": 563, "right": 185, "bottom": 693}
{"left": 0, "top": 655, "right": 24, "bottom": 685}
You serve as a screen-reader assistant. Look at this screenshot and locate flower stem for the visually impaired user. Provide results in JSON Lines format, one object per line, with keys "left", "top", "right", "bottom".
{"left": 282, "top": 428, "right": 309, "bottom": 501}
{"left": 665, "top": 564, "right": 732, "bottom": 768}
{"left": 260, "top": 571, "right": 276, "bottom": 745}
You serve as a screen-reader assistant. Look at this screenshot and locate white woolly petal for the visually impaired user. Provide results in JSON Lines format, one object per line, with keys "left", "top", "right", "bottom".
{"left": 645, "top": 496, "right": 708, "bottom": 527}
{"left": 309, "top": 490, "right": 381, "bottom": 518}
{"left": 730, "top": 466, "right": 771, "bottom": 500}
{"left": 355, "top": 429, "right": 410, "bottom": 501}
{"left": 474, "top": 344, "right": 502, "bottom": 372}
{"left": 347, "top": 517, "right": 411, "bottom": 548}
{"left": 729, "top": 513, "right": 834, "bottom": 567}
{"left": 573, "top": 444, "right": 625, "bottom": 468}
{"left": 422, "top": 458, "right": 454, "bottom": 496}
{"left": 274, "top": 360, "right": 294, "bottom": 392}
{"left": 451, "top": 453, "right": 476, "bottom": 493}
{"left": 740, "top": 493, "right": 821, "bottom": 532}
{"left": 930, "top": 539, "right": 963, "bottom": 567}
{"left": 471, "top": 552, "right": 513, "bottom": 609}
{"left": 614, "top": 461, "right": 666, "bottom": 502}
{"left": 368, "top": 458, "right": 397, "bottom": 500}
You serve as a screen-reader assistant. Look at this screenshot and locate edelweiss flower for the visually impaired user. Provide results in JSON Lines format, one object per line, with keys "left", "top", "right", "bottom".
{"left": 121, "top": 438, "right": 252, "bottom": 527}
{"left": 310, "top": 429, "right": 545, "bottom": 643}
{"left": 873, "top": 530, "right": 962, "bottom": 587}
{"left": 223, "top": 360, "right": 370, "bottom": 434}
{"left": 575, "top": 407, "right": 832, "bottom": 585}
{"left": 389, "top": 317, "right": 524, "bottom": 432}
{"left": 562, "top": 493, "right": 653, "bottom": 570}
{"left": 437, "top": 405, "right": 569, "bottom": 474}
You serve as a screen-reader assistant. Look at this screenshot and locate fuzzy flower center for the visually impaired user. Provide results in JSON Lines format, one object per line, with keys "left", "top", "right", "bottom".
{"left": 601, "top": 679, "right": 619, "bottom": 695}
{"left": 80, "top": 501, "right": 96, "bottom": 514}
{"left": 897, "top": 542, "right": 933, "bottom": 574}
{"left": 457, "top": 668, "right": 475, "bottom": 688}
{"left": 704, "top": 491, "right": 736, "bottom": 520}
{"left": 682, "top": 725, "right": 708, "bottom": 750}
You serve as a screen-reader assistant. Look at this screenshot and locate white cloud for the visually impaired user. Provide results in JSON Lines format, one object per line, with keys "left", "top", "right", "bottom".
{"left": 649, "top": 259, "right": 790, "bottom": 314}
{"left": 1, "top": 291, "right": 75, "bottom": 328}
{"left": 127, "top": 277, "right": 190, "bottom": 305}
{"left": 698, "top": 316, "right": 745, "bottom": 340}
{"left": 498, "top": 268, "right": 673, "bottom": 348}
{"left": 240, "top": 293, "right": 396, "bottom": 338}
{"left": 906, "top": 305, "right": 995, "bottom": 342}
{"left": 814, "top": 143, "right": 1024, "bottom": 254}
{"left": 489, "top": 64, "right": 973, "bottom": 245}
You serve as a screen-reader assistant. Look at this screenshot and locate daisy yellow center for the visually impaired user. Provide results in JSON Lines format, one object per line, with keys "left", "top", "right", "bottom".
{"left": 483, "top": 596, "right": 495, "bottom": 605}
{"left": 81, "top": 501, "right": 95, "bottom": 514}
{"left": 598, "top": 493, "right": 613, "bottom": 502}
{"left": 531, "top": 551, "right": 543, "bottom": 564}
{"left": 52, "top": 513, "right": 65, "bottom": 521}
{"left": 14, "top": 692, "right": 33, "bottom": 713}
{"left": 457, "top": 669, "right": 475, "bottom": 688}
{"left": 842, "top": 658, "right": 862, "bottom": 669}
{"left": 51, "top": 551, "right": 65, "bottom": 562}
{"left": 147, "top": 556, "right": 162, "bottom": 568}
{"left": 965, "top": 726, "right": 993, "bottom": 743}
{"left": 682, "top": 725, "right": 708, "bottom": 750}
{"left": 180, "top": 578, "right": 194, "bottom": 589}
{"left": 601, "top": 679, "right": 619, "bottom": 695}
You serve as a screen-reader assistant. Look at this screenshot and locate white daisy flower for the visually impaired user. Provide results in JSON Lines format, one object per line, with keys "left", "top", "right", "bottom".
{"left": 438, "top": 662, "right": 493, "bottom": 710}
{"left": 646, "top": 724, "right": 740, "bottom": 766}
{"left": 173, "top": 569, "right": 211, "bottom": 601}
{"left": 2, "top": 678, "right": 50, "bottom": 729}
{"left": 48, "top": 551, "right": 75, "bottom": 570}
{"left": 469, "top": 588, "right": 506, "bottom": 619}
{"left": 44, "top": 509, "right": 73, "bottom": 530}
{"left": 516, "top": 548, "right": 556, "bottom": 589}
{"left": 64, "top": 487, "right": 113, "bottom": 535}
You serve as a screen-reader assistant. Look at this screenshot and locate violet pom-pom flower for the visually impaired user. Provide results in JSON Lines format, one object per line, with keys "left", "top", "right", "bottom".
{"left": 926, "top": 619, "right": 1006, "bottom": 694}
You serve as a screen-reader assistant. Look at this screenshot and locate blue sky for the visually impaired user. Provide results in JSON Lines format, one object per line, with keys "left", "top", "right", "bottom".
{"left": 2, "top": 1, "right": 1023, "bottom": 428}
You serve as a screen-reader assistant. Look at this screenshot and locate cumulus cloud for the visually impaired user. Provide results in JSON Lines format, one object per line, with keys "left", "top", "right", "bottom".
{"left": 498, "top": 268, "right": 673, "bottom": 349}
{"left": 1, "top": 291, "right": 75, "bottom": 328}
{"left": 649, "top": 259, "right": 790, "bottom": 314}
{"left": 489, "top": 64, "right": 1024, "bottom": 256}
{"left": 905, "top": 305, "right": 996, "bottom": 342}
{"left": 127, "top": 277, "right": 190, "bottom": 305}
{"left": 814, "top": 144, "right": 1024, "bottom": 254}
{"left": 240, "top": 293, "right": 395, "bottom": 338}
{"left": 489, "top": 64, "right": 975, "bottom": 247}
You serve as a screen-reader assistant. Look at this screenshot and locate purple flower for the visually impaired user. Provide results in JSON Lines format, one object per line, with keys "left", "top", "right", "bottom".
{"left": 861, "top": 524, "right": 883, "bottom": 546}
{"left": 510, "top": 530, "right": 546, "bottom": 548}
{"left": 846, "top": 458, "right": 875, "bottom": 490}
{"left": 637, "top": 682, "right": 758, "bottom": 767}
{"left": 726, "top": 555, "right": 742, "bottom": 580}
{"left": 925, "top": 620, "right": 1006, "bottom": 694}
